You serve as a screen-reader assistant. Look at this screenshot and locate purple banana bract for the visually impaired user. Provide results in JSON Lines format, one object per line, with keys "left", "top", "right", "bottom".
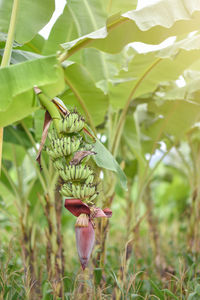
{"left": 64, "top": 198, "right": 112, "bottom": 269}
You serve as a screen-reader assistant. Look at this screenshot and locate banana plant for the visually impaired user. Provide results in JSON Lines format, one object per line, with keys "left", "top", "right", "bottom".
{"left": 35, "top": 93, "right": 115, "bottom": 270}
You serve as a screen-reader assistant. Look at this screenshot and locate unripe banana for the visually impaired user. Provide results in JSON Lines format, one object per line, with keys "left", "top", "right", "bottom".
{"left": 76, "top": 165, "right": 82, "bottom": 178}
{"left": 56, "top": 141, "right": 62, "bottom": 156}
{"left": 67, "top": 167, "right": 72, "bottom": 179}
{"left": 61, "top": 183, "right": 72, "bottom": 197}
{"left": 70, "top": 165, "right": 75, "bottom": 179}
{"left": 77, "top": 184, "right": 81, "bottom": 198}
{"left": 59, "top": 170, "right": 67, "bottom": 181}
{"left": 85, "top": 175, "right": 94, "bottom": 184}
{"left": 59, "top": 139, "right": 63, "bottom": 155}
{"left": 68, "top": 115, "right": 73, "bottom": 128}
{"left": 72, "top": 184, "right": 78, "bottom": 198}
{"left": 80, "top": 188, "right": 85, "bottom": 199}
{"left": 70, "top": 122, "right": 75, "bottom": 132}
{"left": 89, "top": 193, "right": 99, "bottom": 201}
{"left": 48, "top": 132, "right": 52, "bottom": 141}
{"left": 70, "top": 114, "right": 74, "bottom": 125}
{"left": 85, "top": 185, "right": 90, "bottom": 196}
{"left": 59, "top": 112, "right": 85, "bottom": 134}
{"left": 66, "top": 139, "right": 71, "bottom": 155}
{"left": 54, "top": 159, "right": 64, "bottom": 170}
{"left": 81, "top": 167, "right": 86, "bottom": 178}
{"left": 53, "top": 140, "right": 59, "bottom": 154}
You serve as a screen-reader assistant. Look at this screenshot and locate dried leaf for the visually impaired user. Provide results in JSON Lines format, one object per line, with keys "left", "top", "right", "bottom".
{"left": 70, "top": 151, "right": 96, "bottom": 165}
{"left": 36, "top": 111, "right": 52, "bottom": 169}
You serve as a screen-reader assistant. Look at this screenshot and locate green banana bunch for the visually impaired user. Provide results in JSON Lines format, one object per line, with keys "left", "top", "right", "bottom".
{"left": 46, "top": 110, "right": 99, "bottom": 206}
{"left": 46, "top": 136, "right": 81, "bottom": 159}
{"left": 61, "top": 183, "right": 98, "bottom": 200}
{"left": 59, "top": 112, "right": 85, "bottom": 133}
{"left": 58, "top": 164, "right": 94, "bottom": 181}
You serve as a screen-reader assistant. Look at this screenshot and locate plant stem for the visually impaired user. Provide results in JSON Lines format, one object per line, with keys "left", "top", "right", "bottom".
{"left": 37, "top": 92, "right": 62, "bottom": 134}
{"left": 0, "top": 0, "right": 19, "bottom": 172}
{"left": 0, "top": 129, "right": 3, "bottom": 173}
{"left": 137, "top": 144, "right": 174, "bottom": 204}
{"left": 1, "top": 0, "right": 19, "bottom": 67}
{"left": 137, "top": 101, "right": 181, "bottom": 203}
{"left": 111, "top": 58, "right": 162, "bottom": 157}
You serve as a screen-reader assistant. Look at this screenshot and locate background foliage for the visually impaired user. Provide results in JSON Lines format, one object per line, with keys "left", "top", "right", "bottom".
{"left": 1, "top": 0, "right": 200, "bottom": 299}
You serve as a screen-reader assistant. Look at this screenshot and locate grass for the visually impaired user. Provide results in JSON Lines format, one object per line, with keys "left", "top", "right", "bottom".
{"left": 1, "top": 205, "right": 200, "bottom": 300}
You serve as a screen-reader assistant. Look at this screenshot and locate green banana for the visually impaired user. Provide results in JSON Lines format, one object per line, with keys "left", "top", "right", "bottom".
{"left": 54, "top": 159, "right": 64, "bottom": 170}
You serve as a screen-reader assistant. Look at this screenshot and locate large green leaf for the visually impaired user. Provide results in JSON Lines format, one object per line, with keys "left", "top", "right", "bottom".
{"left": 93, "top": 138, "right": 127, "bottom": 190}
{"left": 0, "top": 49, "right": 43, "bottom": 64}
{"left": 158, "top": 33, "right": 200, "bottom": 58}
{"left": 147, "top": 99, "right": 200, "bottom": 138}
{"left": 34, "top": 110, "right": 46, "bottom": 142}
{"left": 0, "top": 55, "right": 64, "bottom": 112}
{"left": 3, "top": 126, "right": 32, "bottom": 148}
{"left": 109, "top": 45, "right": 200, "bottom": 109}
{"left": 2, "top": 141, "right": 26, "bottom": 165}
{"left": 155, "top": 69, "right": 200, "bottom": 102}
{"left": 123, "top": 115, "right": 146, "bottom": 159}
{"left": 61, "top": 0, "right": 200, "bottom": 54}
{"left": 16, "top": 33, "right": 45, "bottom": 54}
{"left": 121, "top": 114, "right": 146, "bottom": 181}
{"left": 103, "top": 0, "right": 137, "bottom": 15}
{"left": 135, "top": 84, "right": 200, "bottom": 145}
{"left": 43, "top": 0, "right": 107, "bottom": 55}
{"left": 0, "top": 32, "right": 21, "bottom": 49}
{"left": 0, "top": 90, "right": 38, "bottom": 127}
{"left": 62, "top": 63, "right": 108, "bottom": 126}
{"left": 81, "top": 48, "right": 126, "bottom": 93}
{"left": 0, "top": 0, "right": 55, "bottom": 44}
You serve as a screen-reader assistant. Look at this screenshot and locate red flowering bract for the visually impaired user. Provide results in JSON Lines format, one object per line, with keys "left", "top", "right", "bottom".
{"left": 75, "top": 222, "right": 95, "bottom": 270}
{"left": 64, "top": 199, "right": 112, "bottom": 270}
